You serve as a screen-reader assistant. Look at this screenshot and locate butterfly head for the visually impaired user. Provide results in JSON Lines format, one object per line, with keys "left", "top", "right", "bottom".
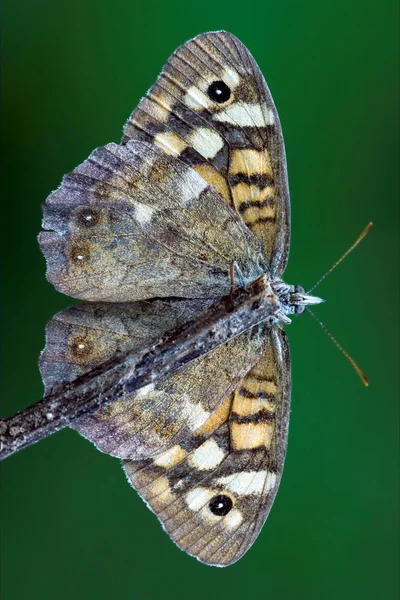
{"left": 272, "top": 281, "right": 324, "bottom": 318}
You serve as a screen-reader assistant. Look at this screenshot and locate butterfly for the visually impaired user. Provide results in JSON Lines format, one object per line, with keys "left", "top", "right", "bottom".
{"left": 38, "top": 31, "right": 322, "bottom": 566}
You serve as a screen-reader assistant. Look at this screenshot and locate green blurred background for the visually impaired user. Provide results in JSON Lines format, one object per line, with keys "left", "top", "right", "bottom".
{"left": 1, "top": 1, "right": 398, "bottom": 598}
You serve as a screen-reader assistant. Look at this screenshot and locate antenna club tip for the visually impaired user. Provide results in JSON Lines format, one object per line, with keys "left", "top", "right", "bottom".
{"left": 356, "top": 366, "right": 369, "bottom": 386}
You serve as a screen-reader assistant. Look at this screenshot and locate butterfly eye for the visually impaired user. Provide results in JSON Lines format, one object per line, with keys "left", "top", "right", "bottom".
{"left": 207, "top": 81, "right": 231, "bottom": 103}
{"left": 294, "top": 285, "right": 305, "bottom": 294}
{"left": 208, "top": 494, "right": 233, "bottom": 516}
{"left": 293, "top": 285, "right": 306, "bottom": 315}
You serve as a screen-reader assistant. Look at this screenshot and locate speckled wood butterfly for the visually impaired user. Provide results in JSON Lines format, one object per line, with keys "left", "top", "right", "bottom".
{"left": 39, "top": 31, "right": 323, "bottom": 566}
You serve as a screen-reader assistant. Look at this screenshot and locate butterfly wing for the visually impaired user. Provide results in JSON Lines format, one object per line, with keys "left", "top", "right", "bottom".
{"left": 40, "top": 300, "right": 265, "bottom": 458}
{"left": 124, "top": 31, "right": 290, "bottom": 275}
{"left": 123, "top": 326, "right": 290, "bottom": 565}
{"left": 39, "top": 140, "right": 262, "bottom": 301}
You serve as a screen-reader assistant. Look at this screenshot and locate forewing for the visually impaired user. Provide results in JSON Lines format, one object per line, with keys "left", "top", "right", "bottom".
{"left": 124, "top": 31, "right": 290, "bottom": 275}
{"left": 123, "top": 327, "right": 291, "bottom": 566}
{"left": 40, "top": 300, "right": 265, "bottom": 458}
{"left": 39, "top": 140, "right": 262, "bottom": 301}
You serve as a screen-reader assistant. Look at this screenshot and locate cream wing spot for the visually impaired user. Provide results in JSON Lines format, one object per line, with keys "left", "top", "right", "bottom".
{"left": 222, "top": 68, "right": 240, "bottom": 89}
{"left": 188, "top": 438, "right": 226, "bottom": 470}
{"left": 186, "top": 487, "right": 215, "bottom": 511}
{"left": 264, "top": 471, "right": 278, "bottom": 494}
{"left": 154, "top": 445, "right": 187, "bottom": 469}
{"left": 224, "top": 508, "right": 243, "bottom": 530}
{"left": 133, "top": 203, "right": 155, "bottom": 225}
{"left": 180, "top": 393, "right": 211, "bottom": 431}
{"left": 154, "top": 131, "right": 187, "bottom": 157}
{"left": 213, "top": 102, "right": 274, "bottom": 127}
{"left": 146, "top": 476, "right": 175, "bottom": 510}
{"left": 217, "top": 470, "right": 277, "bottom": 496}
{"left": 184, "top": 86, "right": 213, "bottom": 111}
{"left": 148, "top": 101, "right": 171, "bottom": 123}
{"left": 177, "top": 171, "right": 209, "bottom": 206}
{"left": 188, "top": 128, "right": 224, "bottom": 159}
{"left": 262, "top": 103, "right": 275, "bottom": 125}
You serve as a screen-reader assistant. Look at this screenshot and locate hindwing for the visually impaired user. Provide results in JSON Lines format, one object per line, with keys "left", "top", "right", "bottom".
{"left": 124, "top": 327, "right": 290, "bottom": 566}
{"left": 40, "top": 300, "right": 265, "bottom": 458}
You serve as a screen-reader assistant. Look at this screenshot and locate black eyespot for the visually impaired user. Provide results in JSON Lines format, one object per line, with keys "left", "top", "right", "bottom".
{"left": 69, "top": 241, "right": 91, "bottom": 264}
{"left": 207, "top": 81, "right": 231, "bottom": 103}
{"left": 294, "top": 285, "right": 305, "bottom": 294}
{"left": 208, "top": 494, "right": 233, "bottom": 516}
{"left": 77, "top": 207, "right": 101, "bottom": 228}
{"left": 69, "top": 336, "right": 92, "bottom": 358}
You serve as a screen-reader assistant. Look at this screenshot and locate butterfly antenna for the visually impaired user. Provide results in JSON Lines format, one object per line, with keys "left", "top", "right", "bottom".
{"left": 308, "top": 222, "right": 373, "bottom": 293}
{"left": 307, "top": 308, "right": 368, "bottom": 386}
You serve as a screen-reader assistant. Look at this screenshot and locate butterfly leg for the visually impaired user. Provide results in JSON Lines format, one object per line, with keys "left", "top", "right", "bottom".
{"left": 233, "top": 261, "right": 246, "bottom": 288}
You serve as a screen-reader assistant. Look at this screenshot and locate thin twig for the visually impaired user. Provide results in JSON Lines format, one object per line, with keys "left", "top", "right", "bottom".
{"left": 0, "top": 276, "right": 278, "bottom": 461}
